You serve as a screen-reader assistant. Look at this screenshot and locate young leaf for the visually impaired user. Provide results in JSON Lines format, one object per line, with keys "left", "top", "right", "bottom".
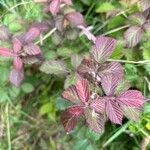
{"left": 100, "top": 62, "right": 123, "bottom": 79}
{"left": 39, "top": 60, "right": 67, "bottom": 75}
{"left": 117, "top": 90, "right": 144, "bottom": 107}
{"left": 76, "top": 77, "right": 90, "bottom": 103}
{"left": 84, "top": 108, "right": 105, "bottom": 133}
{"left": 77, "top": 58, "right": 93, "bottom": 77}
{"left": 24, "top": 27, "right": 40, "bottom": 43}
{"left": 61, "top": 109, "right": 78, "bottom": 132}
{"left": 24, "top": 43, "right": 41, "bottom": 55}
{"left": 101, "top": 74, "right": 119, "bottom": 96}
{"left": 124, "top": 26, "right": 143, "bottom": 47}
{"left": 91, "top": 36, "right": 116, "bottom": 63}
{"left": 67, "top": 105, "right": 84, "bottom": 116}
{"left": 65, "top": 12, "right": 85, "bottom": 26}
{"left": 12, "top": 38, "right": 22, "bottom": 53}
{"left": 90, "top": 97, "right": 105, "bottom": 113}
{"left": 9, "top": 68, "right": 24, "bottom": 86}
{"left": 0, "top": 48, "right": 15, "bottom": 57}
{"left": 13, "top": 57, "right": 23, "bottom": 70}
{"left": 62, "top": 85, "right": 80, "bottom": 103}
{"left": 49, "top": 0, "right": 60, "bottom": 16}
{"left": 106, "top": 100, "right": 123, "bottom": 124}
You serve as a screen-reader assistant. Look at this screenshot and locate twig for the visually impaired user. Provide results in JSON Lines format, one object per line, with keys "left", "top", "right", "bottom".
{"left": 103, "top": 25, "right": 130, "bottom": 35}
{"left": 6, "top": 103, "right": 11, "bottom": 150}
{"left": 35, "top": 28, "right": 57, "bottom": 45}
{"left": 103, "top": 121, "right": 131, "bottom": 148}
{"left": 107, "top": 59, "right": 150, "bottom": 64}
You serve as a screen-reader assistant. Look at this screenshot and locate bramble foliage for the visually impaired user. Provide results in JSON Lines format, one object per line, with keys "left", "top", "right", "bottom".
{"left": 0, "top": 0, "right": 150, "bottom": 149}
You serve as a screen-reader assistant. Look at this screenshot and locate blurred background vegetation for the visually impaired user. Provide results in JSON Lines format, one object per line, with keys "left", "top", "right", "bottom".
{"left": 0, "top": 0, "right": 150, "bottom": 149}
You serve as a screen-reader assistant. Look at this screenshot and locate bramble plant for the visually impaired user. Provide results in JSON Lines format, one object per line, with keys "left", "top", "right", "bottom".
{"left": 61, "top": 36, "right": 145, "bottom": 133}
{"left": 0, "top": 0, "right": 149, "bottom": 137}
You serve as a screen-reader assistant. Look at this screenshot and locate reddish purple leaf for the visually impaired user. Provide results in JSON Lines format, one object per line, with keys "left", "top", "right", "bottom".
{"left": 62, "top": 0, "right": 72, "bottom": 5}
{"left": 55, "top": 15, "right": 65, "bottom": 32}
{"left": 124, "top": 26, "right": 143, "bottom": 47}
{"left": 13, "top": 57, "right": 23, "bottom": 70}
{"left": 9, "top": 68, "right": 24, "bottom": 86}
{"left": 67, "top": 105, "right": 84, "bottom": 116}
{"left": 61, "top": 109, "right": 77, "bottom": 132}
{"left": 49, "top": 0, "right": 60, "bottom": 16}
{"left": 84, "top": 108, "right": 105, "bottom": 133}
{"left": 31, "top": 22, "right": 49, "bottom": 33}
{"left": 100, "top": 62, "right": 123, "bottom": 79}
{"left": 91, "top": 36, "right": 116, "bottom": 63}
{"left": 24, "top": 43, "right": 41, "bottom": 55}
{"left": 128, "top": 13, "right": 146, "bottom": 26}
{"left": 101, "top": 74, "right": 120, "bottom": 96}
{"left": 90, "top": 97, "right": 105, "bottom": 113}
{"left": 65, "top": 12, "right": 85, "bottom": 26}
{"left": 77, "top": 58, "right": 94, "bottom": 77}
{"left": 117, "top": 90, "right": 144, "bottom": 107}
{"left": 62, "top": 85, "right": 80, "bottom": 104}
{"left": 24, "top": 27, "right": 40, "bottom": 43}
{"left": 76, "top": 77, "right": 90, "bottom": 103}
{"left": 0, "top": 48, "right": 15, "bottom": 57}
{"left": 12, "top": 38, "right": 22, "bottom": 53}
{"left": 106, "top": 100, "right": 123, "bottom": 124}
{"left": 141, "top": 0, "right": 150, "bottom": 11}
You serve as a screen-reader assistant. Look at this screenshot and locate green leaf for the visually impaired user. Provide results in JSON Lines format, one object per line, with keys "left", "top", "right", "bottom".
{"left": 9, "top": 86, "right": 20, "bottom": 98}
{"left": 86, "top": 145, "right": 96, "bottom": 150}
{"left": 0, "top": 88, "right": 10, "bottom": 102}
{"left": 73, "top": 139, "right": 89, "bottom": 150}
{"left": 45, "top": 51, "right": 57, "bottom": 60}
{"left": 107, "top": 16, "right": 125, "bottom": 29}
{"left": 142, "top": 42, "right": 150, "bottom": 60}
{"left": 111, "top": 40, "right": 124, "bottom": 59}
{"left": 96, "top": 2, "right": 115, "bottom": 13}
{"left": 39, "top": 103, "right": 52, "bottom": 115}
{"left": 51, "top": 32, "right": 62, "bottom": 45}
{"left": 3, "top": 14, "right": 17, "bottom": 25}
{"left": 71, "top": 53, "right": 83, "bottom": 69}
{"left": 57, "top": 47, "right": 71, "bottom": 57}
{"left": 144, "top": 102, "right": 150, "bottom": 114}
{"left": 55, "top": 97, "right": 72, "bottom": 110}
{"left": 64, "top": 73, "right": 77, "bottom": 89}
{"left": 21, "top": 83, "right": 34, "bottom": 93}
{"left": 39, "top": 60, "right": 67, "bottom": 75}
{"left": 86, "top": 128, "right": 101, "bottom": 141}
{"left": 9, "top": 22, "right": 23, "bottom": 32}
{"left": 0, "top": 66, "right": 9, "bottom": 84}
